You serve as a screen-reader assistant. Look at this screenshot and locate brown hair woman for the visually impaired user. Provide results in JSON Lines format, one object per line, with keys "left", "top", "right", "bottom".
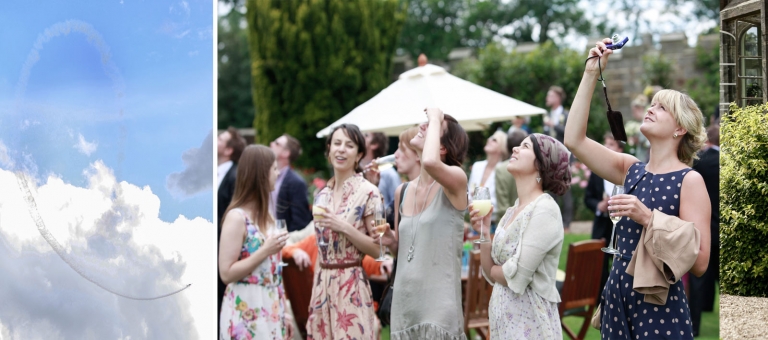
{"left": 219, "top": 145, "right": 291, "bottom": 340}
{"left": 374, "top": 108, "right": 471, "bottom": 339}
{"left": 306, "top": 124, "right": 383, "bottom": 340}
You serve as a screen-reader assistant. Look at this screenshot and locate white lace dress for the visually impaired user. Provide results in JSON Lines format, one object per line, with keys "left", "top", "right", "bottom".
{"left": 485, "top": 194, "right": 563, "bottom": 339}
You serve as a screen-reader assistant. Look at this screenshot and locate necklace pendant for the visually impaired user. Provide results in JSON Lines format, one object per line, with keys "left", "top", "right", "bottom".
{"left": 407, "top": 245, "right": 415, "bottom": 262}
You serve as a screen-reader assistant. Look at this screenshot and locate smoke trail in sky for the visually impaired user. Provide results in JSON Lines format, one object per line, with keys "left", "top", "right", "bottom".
{"left": 15, "top": 172, "right": 192, "bottom": 300}
{"left": 15, "top": 20, "right": 125, "bottom": 111}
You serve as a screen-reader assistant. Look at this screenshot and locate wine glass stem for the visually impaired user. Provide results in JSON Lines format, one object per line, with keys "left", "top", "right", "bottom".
{"left": 608, "top": 222, "right": 617, "bottom": 249}
{"left": 379, "top": 237, "right": 383, "bottom": 257}
{"left": 481, "top": 221, "right": 486, "bottom": 240}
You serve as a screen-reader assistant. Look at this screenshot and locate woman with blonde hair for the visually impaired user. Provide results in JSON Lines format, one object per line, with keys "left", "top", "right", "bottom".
{"left": 564, "top": 38, "right": 711, "bottom": 339}
{"left": 467, "top": 130, "right": 509, "bottom": 230}
{"left": 219, "top": 145, "right": 291, "bottom": 340}
{"left": 470, "top": 133, "right": 571, "bottom": 338}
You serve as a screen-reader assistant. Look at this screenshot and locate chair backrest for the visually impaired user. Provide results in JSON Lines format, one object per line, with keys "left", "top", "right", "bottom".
{"left": 282, "top": 257, "right": 314, "bottom": 337}
{"left": 463, "top": 249, "right": 493, "bottom": 330}
{"left": 559, "top": 239, "right": 606, "bottom": 315}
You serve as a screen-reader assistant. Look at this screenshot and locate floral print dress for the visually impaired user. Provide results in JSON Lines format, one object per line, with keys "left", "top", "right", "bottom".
{"left": 220, "top": 208, "right": 287, "bottom": 340}
{"left": 487, "top": 194, "right": 562, "bottom": 339}
{"left": 307, "top": 173, "right": 380, "bottom": 340}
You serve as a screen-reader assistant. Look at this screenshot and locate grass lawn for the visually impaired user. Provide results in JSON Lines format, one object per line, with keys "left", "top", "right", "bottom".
{"left": 380, "top": 232, "right": 719, "bottom": 339}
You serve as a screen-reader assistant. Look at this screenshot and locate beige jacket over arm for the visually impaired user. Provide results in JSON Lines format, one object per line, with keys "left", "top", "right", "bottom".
{"left": 626, "top": 209, "right": 700, "bottom": 305}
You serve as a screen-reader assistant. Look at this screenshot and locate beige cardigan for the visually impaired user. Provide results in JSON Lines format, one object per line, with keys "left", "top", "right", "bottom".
{"left": 626, "top": 209, "right": 700, "bottom": 305}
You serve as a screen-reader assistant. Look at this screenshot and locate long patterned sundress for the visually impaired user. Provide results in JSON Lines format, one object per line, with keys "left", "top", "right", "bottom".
{"left": 306, "top": 173, "right": 380, "bottom": 340}
{"left": 487, "top": 193, "right": 562, "bottom": 339}
{"left": 600, "top": 162, "right": 696, "bottom": 339}
{"left": 220, "top": 208, "right": 287, "bottom": 340}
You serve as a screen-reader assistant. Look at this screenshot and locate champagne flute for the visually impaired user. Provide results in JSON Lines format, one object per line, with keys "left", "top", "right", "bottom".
{"left": 374, "top": 201, "right": 387, "bottom": 262}
{"left": 473, "top": 187, "right": 492, "bottom": 244}
{"left": 364, "top": 154, "right": 397, "bottom": 172}
{"left": 601, "top": 185, "right": 625, "bottom": 254}
{"left": 313, "top": 194, "right": 329, "bottom": 246}
{"left": 274, "top": 219, "right": 288, "bottom": 267}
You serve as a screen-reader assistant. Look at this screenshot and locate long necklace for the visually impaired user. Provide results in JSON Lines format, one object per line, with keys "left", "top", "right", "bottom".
{"left": 406, "top": 176, "right": 437, "bottom": 262}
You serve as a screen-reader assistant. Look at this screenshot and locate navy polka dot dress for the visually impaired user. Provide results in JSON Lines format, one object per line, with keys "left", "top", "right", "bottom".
{"left": 600, "top": 162, "right": 695, "bottom": 339}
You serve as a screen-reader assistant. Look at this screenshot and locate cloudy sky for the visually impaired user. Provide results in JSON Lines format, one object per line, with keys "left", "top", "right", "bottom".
{"left": 0, "top": 1, "right": 214, "bottom": 339}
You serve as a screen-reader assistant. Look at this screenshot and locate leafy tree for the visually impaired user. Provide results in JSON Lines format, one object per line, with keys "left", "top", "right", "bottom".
{"left": 218, "top": 6, "right": 254, "bottom": 130}
{"left": 397, "top": 0, "right": 597, "bottom": 61}
{"left": 246, "top": 0, "right": 406, "bottom": 168}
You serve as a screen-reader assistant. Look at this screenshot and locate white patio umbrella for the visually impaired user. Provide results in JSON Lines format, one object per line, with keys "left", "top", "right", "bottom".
{"left": 316, "top": 62, "right": 547, "bottom": 137}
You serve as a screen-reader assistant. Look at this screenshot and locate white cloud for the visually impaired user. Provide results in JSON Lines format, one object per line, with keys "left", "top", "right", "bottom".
{"left": 188, "top": 50, "right": 199, "bottom": 56}
{"left": 75, "top": 133, "right": 98, "bottom": 156}
{"left": 166, "top": 131, "right": 213, "bottom": 198}
{"left": 0, "top": 162, "right": 214, "bottom": 338}
{"left": 0, "top": 140, "right": 12, "bottom": 169}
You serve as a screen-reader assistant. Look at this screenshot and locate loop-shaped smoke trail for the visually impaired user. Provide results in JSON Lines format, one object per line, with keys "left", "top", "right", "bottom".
{"left": 15, "top": 172, "right": 191, "bottom": 300}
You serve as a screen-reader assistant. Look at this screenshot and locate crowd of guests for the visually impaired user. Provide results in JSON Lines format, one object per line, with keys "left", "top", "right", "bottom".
{"left": 215, "top": 37, "right": 718, "bottom": 340}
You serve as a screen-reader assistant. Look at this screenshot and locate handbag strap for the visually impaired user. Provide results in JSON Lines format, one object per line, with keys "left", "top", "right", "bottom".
{"left": 387, "top": 182, "right": 409, "bottom": 286}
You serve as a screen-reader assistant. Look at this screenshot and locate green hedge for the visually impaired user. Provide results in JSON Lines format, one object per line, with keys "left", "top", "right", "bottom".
{"left": 720, "top": 103, "right": 768, "bottom": 297}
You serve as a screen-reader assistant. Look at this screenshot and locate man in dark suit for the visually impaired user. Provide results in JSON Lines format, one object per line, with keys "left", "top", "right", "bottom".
{"left": 584, "top": 132, "right": 624, "bottom": 296}
{"left": 216, "top": 127, "right": 245, "bottom": 320}
{"left": 270, "top": 134, "right": 312, "bottom": 233}
{"left": 690, "top": 125, "right": 720, "bottom": 336}
{"left": 544, "top": 85, "right": 574, "bottom": 230}
{"left": 217, "top": 127, "right": 245, "bottom": 225}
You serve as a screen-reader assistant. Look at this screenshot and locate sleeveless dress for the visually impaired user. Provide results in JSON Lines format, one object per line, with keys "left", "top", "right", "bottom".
{"left": 601, "top": 162, "right": 696, "bottom": 339}
{"left": 220, "top": 209, "right": 287, "bottom": 340}
{"left": 488, "top": 194, "right": 562, "bottom": 339}
{"left": 390, "top": 187, "right": 467, "bottom": 340}
{"left": 306, "top": 174, "right": 380, "bottom": 340}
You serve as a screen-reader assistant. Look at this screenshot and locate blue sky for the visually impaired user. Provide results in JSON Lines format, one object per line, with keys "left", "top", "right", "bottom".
{"left": 0, "top": 0, "right": 213, "bottom": 222}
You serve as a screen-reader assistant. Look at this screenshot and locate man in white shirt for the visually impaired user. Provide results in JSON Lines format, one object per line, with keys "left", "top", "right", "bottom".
{"left": 543, "top": 86, "right": 568, "bottom": 143}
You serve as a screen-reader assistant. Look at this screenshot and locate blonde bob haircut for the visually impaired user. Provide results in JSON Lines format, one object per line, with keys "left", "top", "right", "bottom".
{"left": 651, "top": 89, "right": 707, "bottom": 166}
{"left": 491, "top": 130, "right": 509, "bottom": 160}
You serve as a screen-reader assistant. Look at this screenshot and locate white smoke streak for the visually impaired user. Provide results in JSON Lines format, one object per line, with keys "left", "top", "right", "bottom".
{"left": 15, "top": 20, "right": 125, "bottom": 113}
{"left": 15, "top": 171, "right": 192, "bottom": 300}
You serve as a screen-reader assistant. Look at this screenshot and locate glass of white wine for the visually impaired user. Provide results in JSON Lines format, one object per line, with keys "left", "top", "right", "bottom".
{"left": 473, "top": 187, "right": 492, "bottom": 244}
{"left": 314, "top": 194, "right": 330, "bottom": 246}
{"left": 601, "top": 185, "right": 625, "bottom": 254}
{"left": 274, "top": 219, "right": 288, "bottom": 267}
{"left": 374, "top": 201, "right": 387, "bottom": 262}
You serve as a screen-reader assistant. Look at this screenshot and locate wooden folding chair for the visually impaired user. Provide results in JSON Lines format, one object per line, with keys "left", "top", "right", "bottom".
{"left": 281, "top": 257, "right": 314, "bottom": 338}
{"left": 463, "top": 249, "right": 493, "bottom": 339}
{"left": 559, "top": 239, "right": 606, "bottom": 340}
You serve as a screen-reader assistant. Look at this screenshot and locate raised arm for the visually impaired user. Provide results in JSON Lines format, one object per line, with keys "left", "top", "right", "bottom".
{"left": 563, "top": 38, "right": 639, "bottom": 185}
{"left": 423, "top": 108, "right": 468, "bottom": 210}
